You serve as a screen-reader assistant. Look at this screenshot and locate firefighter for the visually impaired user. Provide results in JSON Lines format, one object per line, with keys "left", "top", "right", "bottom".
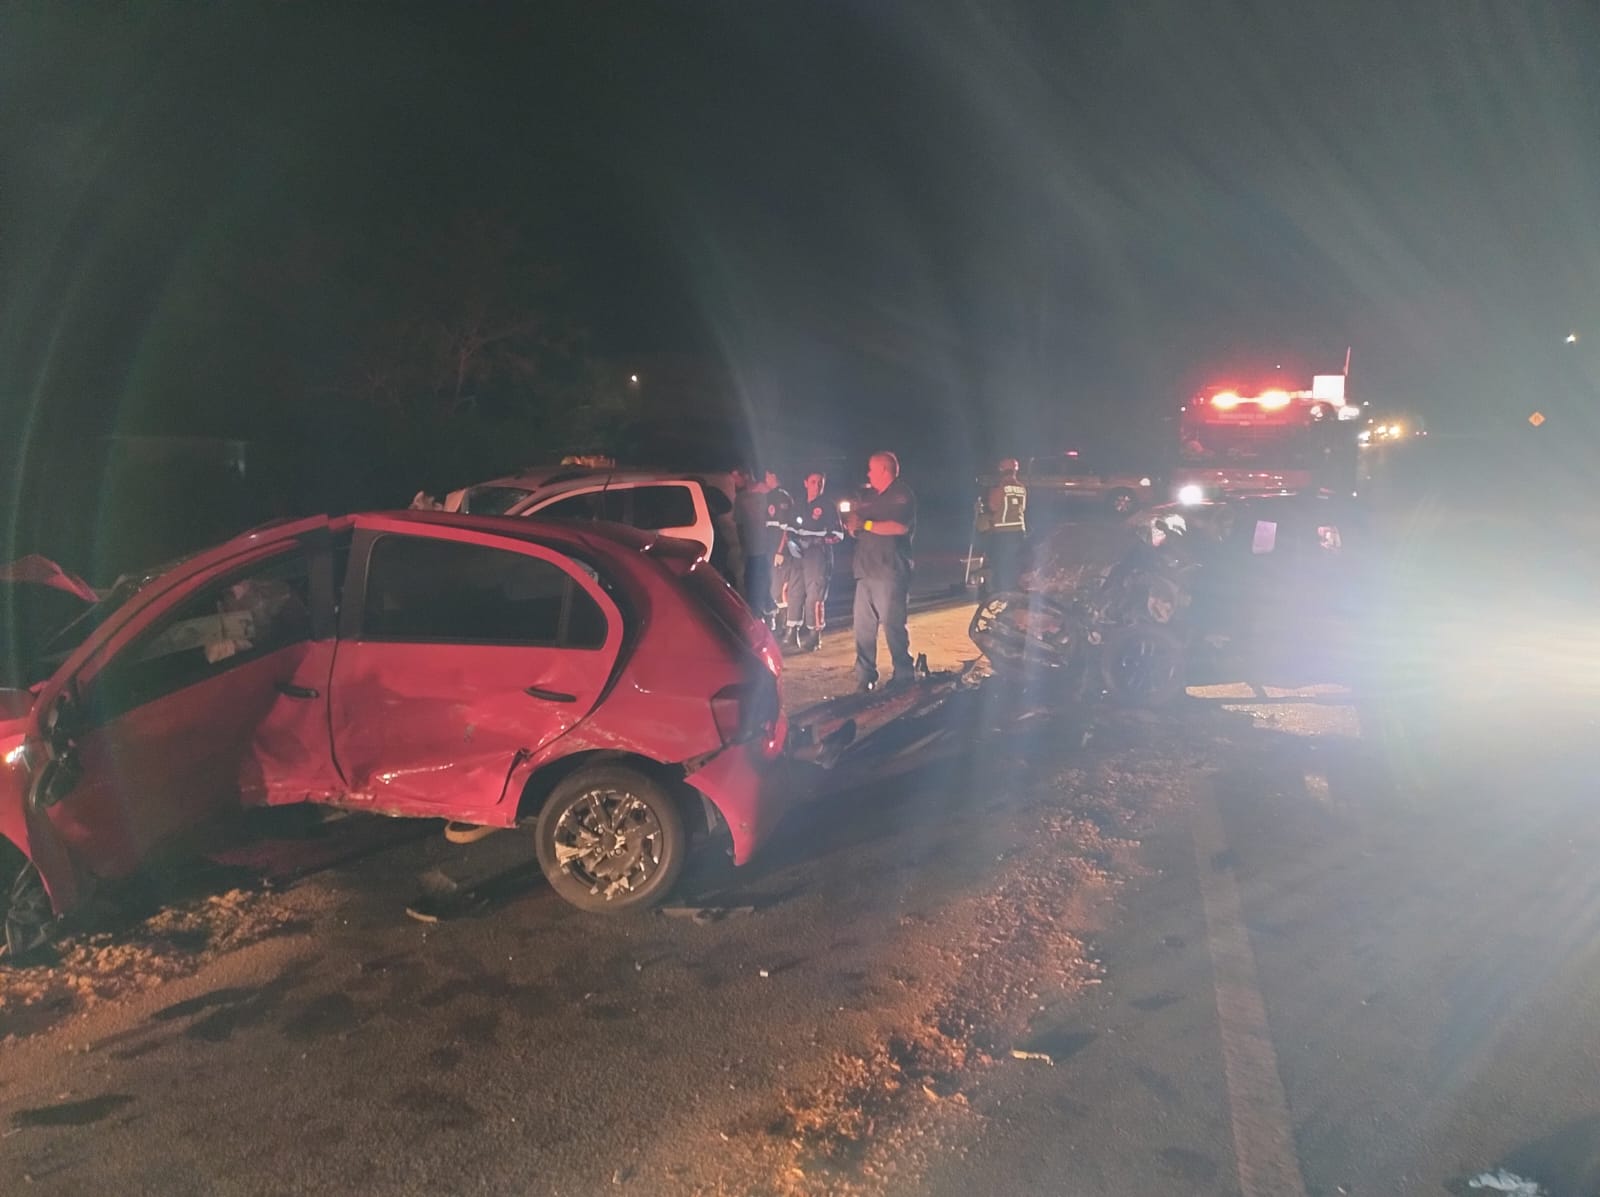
{"left": 978, "top": 457, "right": 1029, "bottom": 594}
{"left": 763, "top": 472, "right": 799, "bottom": 634}
{"left": 783, "top": 469, "right": 843, "bottom": 651}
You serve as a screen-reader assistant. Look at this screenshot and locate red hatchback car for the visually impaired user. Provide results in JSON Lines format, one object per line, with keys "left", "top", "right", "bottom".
{"left": 0, "top": 512, "right": 787, "bottom": 949}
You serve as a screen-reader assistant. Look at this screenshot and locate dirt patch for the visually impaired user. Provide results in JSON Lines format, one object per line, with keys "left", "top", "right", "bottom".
{"left": 640, "top": 711, "right": 1189, "bottom": 1196}
{"left": 0, "top": 883, "right": 329, "bottom": 1042}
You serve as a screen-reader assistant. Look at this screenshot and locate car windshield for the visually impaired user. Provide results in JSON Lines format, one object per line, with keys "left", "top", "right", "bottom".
{"left": 33, "top": 571, "right": 156, "bottom": 672}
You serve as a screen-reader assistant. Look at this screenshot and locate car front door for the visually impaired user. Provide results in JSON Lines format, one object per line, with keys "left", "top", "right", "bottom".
{"left": 324, "top": 524, "right": 623, "bottom": 824}
{"left": 28, "top": 537, "right": 343, "bottom": 880}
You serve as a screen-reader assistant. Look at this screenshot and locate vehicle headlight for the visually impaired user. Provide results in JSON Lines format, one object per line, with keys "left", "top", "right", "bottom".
{"left": 1177, "top": 484, "right": 1205, "bottom": 506}
{"left": 1139, "top": 477, "right": 1152, "bottom": 487}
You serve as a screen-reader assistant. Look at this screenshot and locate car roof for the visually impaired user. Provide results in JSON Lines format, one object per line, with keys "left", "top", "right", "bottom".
{"left": 469, "top": 468, "right": 712, "bottom": 496}
{"left": 372, "top": 509, "right": 661, "bottom": 554}
{"left": 179, "top": 511, "right": 664, "bottom": 583}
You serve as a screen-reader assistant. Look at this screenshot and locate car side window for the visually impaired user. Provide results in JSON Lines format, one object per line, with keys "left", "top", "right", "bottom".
{"left": 361, "top": 536, "right": 607, "bottom": 649}
{"left": 89, "top": 551, "right": 314, "bottom": 722}
{"left": 631, "top": 484, "right": 697, "bottom": 530}
{"left": 538, "top": 493, "right": 603, "bottom": 521}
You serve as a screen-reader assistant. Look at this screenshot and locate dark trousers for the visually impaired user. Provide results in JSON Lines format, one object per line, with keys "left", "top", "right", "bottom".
{"left": 771, "top": 554, "right": 803, "bottom": 624}
{"left": 853, "top": 570, "right": 912, "bottom": 685}
{"left": 794, "top": 547, "right": 833, "bottom": 630}
{"left": 743, "top": 554, "right": 773, "bottom": 616}
{"left": 984, "top": 531, "right": 1027, "bottom": 593}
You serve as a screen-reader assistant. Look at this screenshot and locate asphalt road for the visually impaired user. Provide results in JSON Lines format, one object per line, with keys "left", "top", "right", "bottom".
{"left": 5, "top": 491, "right": 1600, "bottom": 1196}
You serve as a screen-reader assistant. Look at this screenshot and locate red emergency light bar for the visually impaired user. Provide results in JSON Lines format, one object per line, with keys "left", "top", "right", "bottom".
{"left": 1196, "top": 375, "right": 1346, "bottom": 411}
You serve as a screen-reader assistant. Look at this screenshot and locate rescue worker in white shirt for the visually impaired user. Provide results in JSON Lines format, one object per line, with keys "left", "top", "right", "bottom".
{"left": 764, "top": 474, "right": 798, "bottom": 634}
{"left": 779, "top": 470, "right": 843, "bottom": 651}
{"left": 978, "top": 456, "right": 1029, "bottom": 594}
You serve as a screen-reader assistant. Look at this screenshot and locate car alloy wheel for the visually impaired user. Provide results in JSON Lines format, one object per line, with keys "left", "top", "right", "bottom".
{"left": 534, "top": 765, "right": 685, "bottom": 913}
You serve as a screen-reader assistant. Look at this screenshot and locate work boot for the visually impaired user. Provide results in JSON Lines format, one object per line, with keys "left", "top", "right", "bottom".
{"left": 782, "top": 625, "right": 803, "bottom": 650}
{"left": 802, "top": 628, "right": 822, "bottom": 652}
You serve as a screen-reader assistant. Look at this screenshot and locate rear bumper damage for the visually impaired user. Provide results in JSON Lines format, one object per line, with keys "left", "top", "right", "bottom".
{"left": 684, "top": 743, "right": 784, "bottom": 866}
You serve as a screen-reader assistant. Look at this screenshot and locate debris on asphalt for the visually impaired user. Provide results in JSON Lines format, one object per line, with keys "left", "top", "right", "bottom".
{"left": 658, "top": 904, "right": 755, "bottom": 924}
{"left": 1, "top": 885, "right": 327, "bottom": 1041}
{"left": 1467, "top": 1171, "right": 1547, "bottom": 1196}
{"left": 417, "top": 868, "right": 461, "bottom": 897}
{"left": 1008, "top": 1048, "right": 1055, "bottom": 1064}
{"left": 443, "top": 822, "right": 498, "bottom": 845}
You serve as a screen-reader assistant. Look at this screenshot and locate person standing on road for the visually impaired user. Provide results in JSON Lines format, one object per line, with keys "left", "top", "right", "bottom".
{"left": 846, "top": 451, "right": 917, "bottom": 692}
{"left": 783, "top": 469, "right": 843, "bottom": 651}
{"left": 978, "top": 457, "right": 1029, "bottom": 594}
{"left": 764, "top": 473, "right": 801, "bottom": 639}
{"left": 733, "top": 467, "right": 773, "bottom": 620}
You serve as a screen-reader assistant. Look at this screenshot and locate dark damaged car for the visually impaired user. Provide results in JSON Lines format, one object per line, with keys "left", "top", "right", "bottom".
{"left": 0, "top": 512, "right": 787, "bottom": 954}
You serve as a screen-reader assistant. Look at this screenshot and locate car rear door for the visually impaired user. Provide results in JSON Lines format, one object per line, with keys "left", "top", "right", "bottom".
{"left": 324, "top": 521, "right": 623, "bottom": 824}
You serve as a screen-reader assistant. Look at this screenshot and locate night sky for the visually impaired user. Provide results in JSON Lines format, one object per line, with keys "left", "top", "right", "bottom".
{"left": 5, "top": 0, "right": 1599, "bottom": 491}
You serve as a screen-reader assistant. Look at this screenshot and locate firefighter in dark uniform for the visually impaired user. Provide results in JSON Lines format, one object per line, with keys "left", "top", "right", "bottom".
{"left": 763, "top": 474, "right": 799, "bottom": 634}
{"left": 782, "top": 469, "right": 842, "bottom": 651}
{"left": 978, "top": 457, "right": 1029, "bottom": 594}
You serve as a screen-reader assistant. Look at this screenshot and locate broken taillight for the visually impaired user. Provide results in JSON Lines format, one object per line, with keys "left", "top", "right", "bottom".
{"left": 710, "top": 673, "right": 782, "bottom": 758}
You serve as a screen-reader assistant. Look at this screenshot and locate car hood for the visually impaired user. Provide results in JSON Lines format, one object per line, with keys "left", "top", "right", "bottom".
{"left": 2, "top": 556, "right": 100, "bottom": 689}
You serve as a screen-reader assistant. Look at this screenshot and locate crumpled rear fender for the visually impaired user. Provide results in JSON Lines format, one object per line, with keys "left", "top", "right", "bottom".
{"left": 684, "top": 743, "right": 785, "bottom": 866}
{"left": 499, "top": 730, "right": 784, "bottom": 866}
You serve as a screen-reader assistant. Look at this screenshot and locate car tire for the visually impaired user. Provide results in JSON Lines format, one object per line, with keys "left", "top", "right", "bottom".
{"left": 1099, "top": 624, "right": 1186, "bottom": 707}
{"left": 1107, "top": 489, "right": 1137, "bottom": 515}
{"left": 534, "top": 765, "right": 686, "bottom": 913}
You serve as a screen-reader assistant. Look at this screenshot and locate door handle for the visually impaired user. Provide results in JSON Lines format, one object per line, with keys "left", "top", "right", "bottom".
{"left": 524, "top": 685, "right": 576, "bottom": 703}
{"left": 276, "top": 681, "right": 321, "bottom": 700}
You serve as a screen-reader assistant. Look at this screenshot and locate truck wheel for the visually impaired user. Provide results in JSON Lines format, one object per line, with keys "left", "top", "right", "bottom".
{"left": 1100, "top": 624, "right": 1185, "bottom": 707}
{"left": 1107, "top": 489, "right": 1137, "bottom": 515}
{"left": 534, "top": 765, "right": 686, "bottom": 913}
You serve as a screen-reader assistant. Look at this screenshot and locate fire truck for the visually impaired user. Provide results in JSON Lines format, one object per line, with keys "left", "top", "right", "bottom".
{"left": 1171, "top": 373, "right": 1361, "bottom": 504}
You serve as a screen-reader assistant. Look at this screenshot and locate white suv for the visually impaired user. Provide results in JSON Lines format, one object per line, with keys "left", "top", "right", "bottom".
{"left": 416, "top": 467, "right": 729, "bottom": 560}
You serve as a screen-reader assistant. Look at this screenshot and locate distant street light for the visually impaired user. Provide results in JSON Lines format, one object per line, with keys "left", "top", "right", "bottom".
{"left": 629, "top": 373, "right": 640, "bottom": 384}
{"left": 1566, "top": 332, "right": 1579, "bottom": 344}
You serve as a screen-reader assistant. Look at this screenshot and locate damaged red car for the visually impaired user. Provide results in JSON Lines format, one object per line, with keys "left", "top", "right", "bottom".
{"left": 0, "top": 512, "right": 787, "bottom": 951}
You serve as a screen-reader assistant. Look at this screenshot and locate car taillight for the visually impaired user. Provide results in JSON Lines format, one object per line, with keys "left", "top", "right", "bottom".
{"left": 710, "top": 673, "right": 782, "bottom": 756}
{"left": 710, "top": 685, "right": 746, "bottom": 744}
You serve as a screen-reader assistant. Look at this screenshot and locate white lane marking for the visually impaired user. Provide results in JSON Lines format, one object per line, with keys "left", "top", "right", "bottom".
{"left": 1192, "top": 786, "right": 1309, "bottom": 1197}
